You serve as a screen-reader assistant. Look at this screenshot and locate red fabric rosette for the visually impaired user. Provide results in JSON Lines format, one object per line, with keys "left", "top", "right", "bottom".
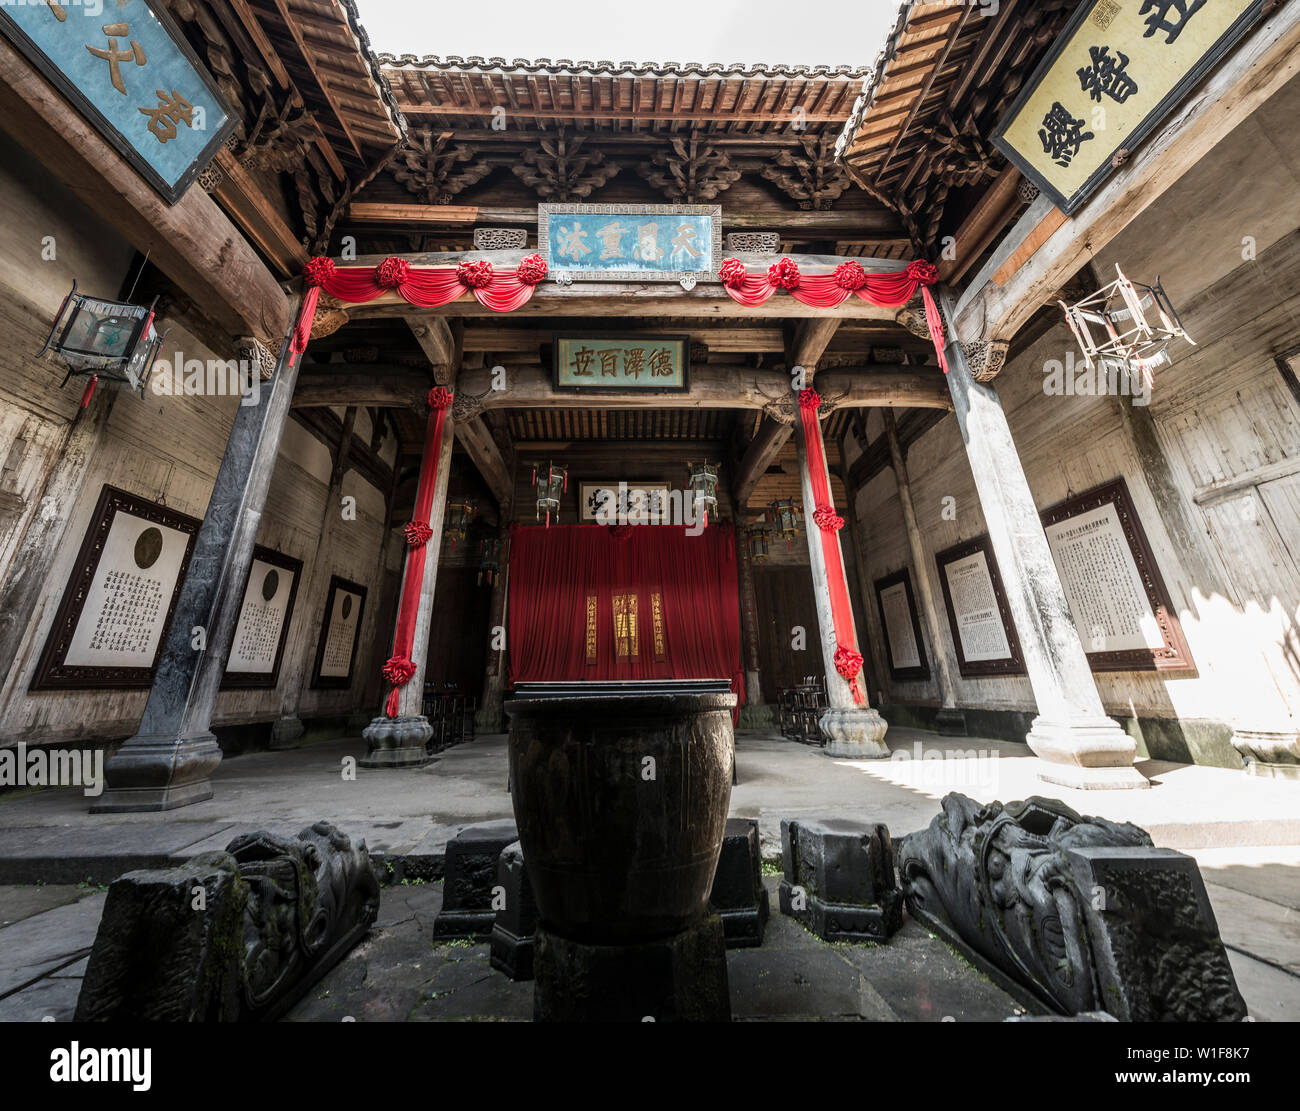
{"left": 376, "top": 256, "right": 411, "bottom": 289}
{"left": 834, "top": 644, "right": 864, "bottom": 682}
{"left": 382, "top": 655, "right": 417, "bottom": 686}
{"left": 458, "top": 259, "right": 494, "bottom": 289}
{"left": 768, "top": 257, "right": 801, "bottom": 290}
{"left": 813, "top": 505, "right": 845, "bottom": 532}
{"left": 404, "top": 521, "right": 434, "bottom": 548}
{"left": 834, "top": 260, "right": 867, "bottom": 291}
{"left": 516, "top": 254, "right": 549, "bottom": 285}
{"left": 905, "top": 259, "right": 938, "bottom": 287}
{"left": 798, "top": 388, "right": 822, "bottom": 412}
{"left": 427, "top": 386, "right": 454, "bottom": 410}
{"left": 719, "top": 258, "right": 749, "bottom": 289}
{"left": 303, "top": 256, "right": 336, "bottom": 288}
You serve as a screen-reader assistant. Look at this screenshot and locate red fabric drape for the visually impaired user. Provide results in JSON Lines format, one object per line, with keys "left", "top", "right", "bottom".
{"left": 506, "top": 523, "right": 746, "bottom": 720}
{"left": 798, "top": 390, "right": 864, "bottom": 705}
{"left": 382, "top": 389, "right": 452, "bottom": 716}
{"left": 720, "top": 257, "right": 951, "bottom": 374}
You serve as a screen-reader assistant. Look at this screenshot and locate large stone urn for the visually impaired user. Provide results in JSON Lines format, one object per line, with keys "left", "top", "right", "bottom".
{"left": 506, "top": 680, "right": 736, "bottom": 1020}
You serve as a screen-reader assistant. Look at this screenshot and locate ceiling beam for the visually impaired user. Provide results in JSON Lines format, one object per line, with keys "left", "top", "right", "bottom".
{"left": 455, "top": 415, "right": 513, "bottom": 512}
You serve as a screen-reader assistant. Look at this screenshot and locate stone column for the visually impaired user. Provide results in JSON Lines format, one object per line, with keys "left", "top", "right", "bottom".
{"left": 938, "top": 286, "right": 1146, "bottom": 789}
{"left": 476, "top": 527, "right": 510, "bottom": 734}
{"left": 270, "top": 406, "right": 357, "bottom": 749}
{"left": 92, "top": 331, "right": 300, "bottom": 812}
{"left": 359, "top": 404, "right": 456, "bottom": 767}
{"left": 883, "top": 410, "right": 965, "bottom": 735}
{"left": 735, "top": 524, "right": 772, "bottom": 728}
{"left": 794, "top": 407, "right": 888, "bottom": 758}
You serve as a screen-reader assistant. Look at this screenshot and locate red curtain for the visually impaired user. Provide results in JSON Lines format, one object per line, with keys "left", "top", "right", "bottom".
{"left": 506, "top": 523, "right": 746, "bottom": 716}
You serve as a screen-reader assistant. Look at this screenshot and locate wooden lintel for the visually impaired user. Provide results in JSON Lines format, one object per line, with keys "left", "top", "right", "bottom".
{"left": 0, "top": 37, "right": 290, "bottom": 345}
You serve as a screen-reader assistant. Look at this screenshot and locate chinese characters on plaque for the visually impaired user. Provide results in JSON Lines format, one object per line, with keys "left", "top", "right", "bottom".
{"left": 873, "top": 570, "right": 929, "bottom": 682}
{"left": 932, "top": 477, "right": 1192, "bottom": 678}
{"left": 310, "top": 576, "right": 367, "bottom": 689}
{"left": 0, "top": 0, "right": 236, "bottom": 203}
{"left": 579, "top": 482, "right": 672, "bottom": 524}
{"left": 538, "top": 204, "right": 721, "bottom": 284}
{"left": 992, "top": 0, "right": 1265, "bottom": 212}
{"left": 222, "top": 547, "right": 302, "bottom": 689}
{"left": 31, "top": 485, "right": 198, "bottom": 690}
{"left": 555, "top": 336, "right": 689, "bottom": 392}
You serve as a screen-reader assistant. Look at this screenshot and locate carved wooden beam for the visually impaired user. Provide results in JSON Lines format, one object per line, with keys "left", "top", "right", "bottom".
{"left": 733, "top": 416, "right": 792, "bottom": 509}
{"left": 0, "top": 36, "right": 289, "bottom": 344}
{"left": 407, "top": 315, "right": 458, "bottom": 382}
{"left": 954, "top": 2, "right": 1300, "bottom": 344}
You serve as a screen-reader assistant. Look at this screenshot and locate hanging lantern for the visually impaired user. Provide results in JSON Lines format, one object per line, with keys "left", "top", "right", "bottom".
{"left": 767, "top": 499, "right": 803, "bottom": 547}
{"left": 37, "top": 281, "right": 166, "bottom": 407}
{"left": 1060, "top": 264, "right": 1194, "bottom": 395}
{"left": 443, "top": 498, "right": 478, "bottom": 552}
{"left": 686, "top": 460, "right": 720, "bottom": 527}
{"left": 531, "top": 461, "right": 567, "bottom": 526}
{"left": 745, "top": 525, "right": 771, "bottom": 563}
{"left": 477, "top": 537, "right": 502, "bottom": 587}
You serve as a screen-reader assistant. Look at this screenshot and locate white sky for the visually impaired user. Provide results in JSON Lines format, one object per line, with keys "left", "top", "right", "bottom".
{"left": 354, "top": 0, "right": 901, "bottom": 68}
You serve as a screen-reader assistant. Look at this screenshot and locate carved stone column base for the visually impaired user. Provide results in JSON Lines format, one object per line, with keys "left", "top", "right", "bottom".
{"left": 738, "top": 703, "right": 774, "bottom": 729}
{"left": 1027, "top": 715, "right": 1148, "bottom": 790}
{"left": 358, "top": 715, "right": 435, "bottom": 768}
{"left": 91, "top": 735, "right": 223, "bottom": 813}
{"left": 820, "top": 707, "right": 889, "bottom": 759}
{"left": 268, "top": 716, "right": 305, "bottom": 750}
{"left": 1231, "top": 728, "right": 1300, "bottom": 780}
{"left": 934, "top": 708, "right": 968, "bottom": 736}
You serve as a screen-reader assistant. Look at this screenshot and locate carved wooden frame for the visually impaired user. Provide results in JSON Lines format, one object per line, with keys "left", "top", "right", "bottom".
{"left": 220, "top": 545, "right": 304, "bottom": 690}
{"left": 309, "top": 575, "right": 368, "bottom": 690}
{"left": 1039, "top": 477, "right": 1194, "bottom": 674}
{"left": 30, "top": 484, "right": 200, "bottom": 691}
{"left": 873, "top": 567, "right": 930, "bottom": 682}
{"left": 934, "top": 534, "right": 1027, "bottom": 679}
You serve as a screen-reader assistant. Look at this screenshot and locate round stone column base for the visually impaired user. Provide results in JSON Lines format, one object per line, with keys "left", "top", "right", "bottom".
{"left": 1231, "top": 728, "right": 1300, "bottom": 780}
{"left": 268, "top": 716, "right": 305, "bottom": 750}
{"left": 1027, "top": 715, "right": 1148, "bottom": 790}
{"left": 738, "top": 703, "right": 775, "bottom": 730}
{"left": 358, "top": 715, "right": 435, "bottom": 768}
{"left": 820, "top": 707, "right": 889, "bottom": 759}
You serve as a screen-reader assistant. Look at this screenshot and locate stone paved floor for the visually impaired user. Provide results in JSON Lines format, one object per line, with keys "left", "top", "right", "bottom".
{"left": 1, "top": 727, "right": 1298, "bottom": 1021}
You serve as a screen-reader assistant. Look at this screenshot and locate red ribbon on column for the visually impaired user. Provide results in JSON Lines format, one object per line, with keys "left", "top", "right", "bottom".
{"left": 798, "top": 388, "right": 865, "bottom": 705}
{"left": 382, "top": 386, "right": 454, "bottom": 716}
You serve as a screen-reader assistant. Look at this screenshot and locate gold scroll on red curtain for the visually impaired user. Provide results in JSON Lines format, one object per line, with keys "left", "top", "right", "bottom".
{"left": 798, "top": 388, "right": 864, "bottom": 704}
{"left": 718, "top": 257, "right": 950, "bottom": 374}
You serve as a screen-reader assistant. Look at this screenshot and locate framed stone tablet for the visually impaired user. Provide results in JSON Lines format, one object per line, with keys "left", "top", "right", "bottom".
{"left": 310, "top": 575, "right": 367, "bottom": 689}
{"left": 935, "top": 535, "right": 1026, "bottom": 679}
{"left": 1040, "top": 477, "right": 1194, "bottom": 673}
{"left": 873, "top": 569, "right": 929, "bottom": 682}
{"left": 221, "top": 546, "right": 303, "bottom": 689}
{"left": 30, "top": 484, "right": 199, "bottom": 690}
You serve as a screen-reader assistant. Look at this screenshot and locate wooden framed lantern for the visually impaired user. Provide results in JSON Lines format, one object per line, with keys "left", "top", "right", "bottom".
{"left": 37, "top": 281, "right": 165, "bottom": 405}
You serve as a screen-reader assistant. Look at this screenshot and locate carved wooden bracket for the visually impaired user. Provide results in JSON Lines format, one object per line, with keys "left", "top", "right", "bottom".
{"left": 960, "top": 340, "right": 1010, "bottom": 383}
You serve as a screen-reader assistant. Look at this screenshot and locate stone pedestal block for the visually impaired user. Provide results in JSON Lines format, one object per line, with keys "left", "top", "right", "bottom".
{"left": 358, "top": 715, "right": 435, "bottom": 769}
{"left": 533, "top": 915, "right": 731, "bottom": 1022}
{"left": 738, "top": 703, "right": 775, "bottom": 730}
{"left": 268, "top": 716, "right": 305, "bottom": 750}
{"left": 90, "top": 736, "right": 222, "bottom": 813}
{"left": 1231, "top": 727, "right": 1300, "bottom": 780}
{"left": 934, "top": 708, "right": 968, "bottom": 736}
{"left": 489, "top": 840, "right": 537, "bottom": 980}
{"left": 777, "top": 817, "right": 903, "bottom": 941}
{"left": 708, "top": 817, "right": 770, "bottom": 948}
{"left": 1027, "top": 716, "right": 1149, "bottom": 789}
{"left": 433, "top": 819, "right": 519, "bottom": 939}
{"left": 820, "top": 707, "right": 890, "bottom": 759}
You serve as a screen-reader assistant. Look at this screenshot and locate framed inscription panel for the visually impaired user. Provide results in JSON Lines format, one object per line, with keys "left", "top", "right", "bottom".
{"left": 1040, "top": 477, "right": 1194, "bottom": 673}
{"left": 935, "top": 535, "right": 1026, "bottom": 679}
{"left": 310, "top": 575, "right": 367, "bottom": 689}
{"left": 221, "top": 546, "right": 303, "bottom": 689}
{"left": 554, "top": 335, "right": 689, "bottom": 393}
{"left": 538, "top": 203, "right": 722, "bottom": 284}
{"left": 31, "top": 484, "right": 199, "bottom": 690}
{"left": 579, "top": 482, "right": 672, "bottom": 524}
{"left": 874, "top": 569, "right": 930, "bottom": 682}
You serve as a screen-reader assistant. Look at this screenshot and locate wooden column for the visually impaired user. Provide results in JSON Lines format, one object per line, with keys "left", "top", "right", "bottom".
{"left": 883, "top": 410, "right": 965, "bottom": 734}
{"left": 734, "top": 525, "right": 769, "bottom": 727}
{"left": 359, "top": 405, "right": 456, "bottom": 766}
{"left": 476, "top": 527, "right": 511, "bottom": 733}
{"left": 271, "top": 406, "right": 358, "bottom": 748}
{"left": 839, "top": 468, "right": 890, "bottom": 709}
{"left": 93, "top": 318, "right": 303, "bottom": 811}
{"left": 938, "top": 286, "right": 1146, "bottom": 789}
{"left": 794, "top": 408, "right": 888, "bottom": 758}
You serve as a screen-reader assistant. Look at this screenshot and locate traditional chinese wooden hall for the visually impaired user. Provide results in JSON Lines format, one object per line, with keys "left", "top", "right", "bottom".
{"left": 1, "top": 0, "right": 1299, "bottom": 814}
